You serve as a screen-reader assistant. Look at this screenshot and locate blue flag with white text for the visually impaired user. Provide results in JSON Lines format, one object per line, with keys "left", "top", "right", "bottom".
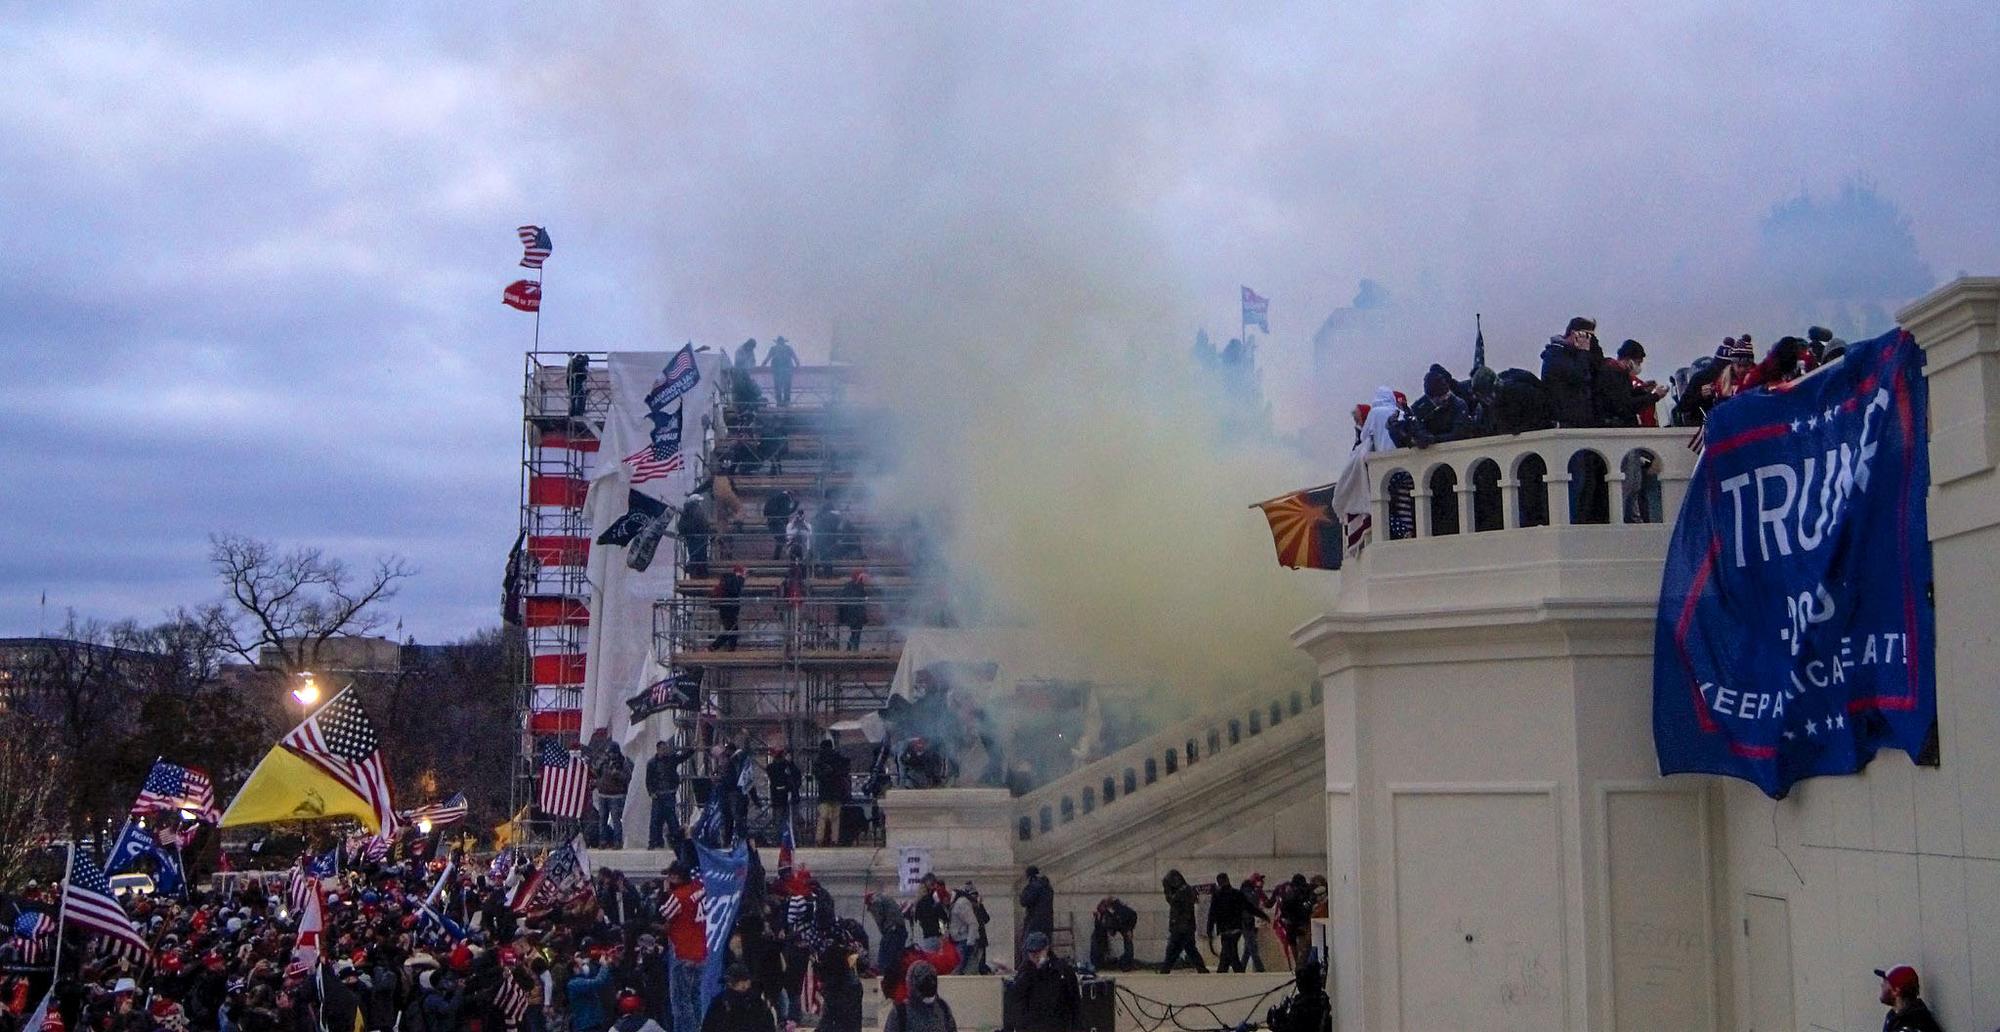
{"left": 1653, "top": 329, "right": 1936, "bottom": 798}
{"left": 694, "top": 837, "right": 748, "bottom": 1012}
{"left": 104, "top": 821, "right": 158, "bottom": 876}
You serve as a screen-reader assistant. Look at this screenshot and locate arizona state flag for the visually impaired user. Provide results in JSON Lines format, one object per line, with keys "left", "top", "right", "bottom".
{"left": 220, "top": 744, "right": 383, "bottom": 832}
{"left": 1254, "top": 483, "right": 1341, "bottom": 570}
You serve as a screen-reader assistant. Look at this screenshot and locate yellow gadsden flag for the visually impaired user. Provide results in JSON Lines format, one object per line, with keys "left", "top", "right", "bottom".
{"left": 220, "top": 745, "right": 383, "bottom": 833}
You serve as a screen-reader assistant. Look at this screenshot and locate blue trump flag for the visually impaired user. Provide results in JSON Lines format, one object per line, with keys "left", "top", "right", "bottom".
{"left": 693, "top": 820, "right": 747, "bottom": 1012}
{"left": 104, "top": 821, "right": 158, "bottom": 876}
{"left": 1654, "top": 329, "right": 1936, "bottom": 798}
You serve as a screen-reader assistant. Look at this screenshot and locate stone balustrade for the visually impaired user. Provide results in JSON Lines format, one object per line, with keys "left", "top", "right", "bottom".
{"left": 1013, "top": 682, "right": 1323, "bottom": 844}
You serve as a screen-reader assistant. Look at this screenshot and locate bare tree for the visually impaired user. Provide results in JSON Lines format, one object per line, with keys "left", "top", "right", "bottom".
{"left": 0, "top": 710, "right": 61, "bottom": 889}
{"left": 208, "top": 534, "right": 416, "bottom": 673}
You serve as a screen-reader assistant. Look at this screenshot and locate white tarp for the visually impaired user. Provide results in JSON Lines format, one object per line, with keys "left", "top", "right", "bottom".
{"left": 577, "top": 350, "right": 723, "bottom": 840}
{"left": 886, "top": 628, "right": 1104, "bottom": 702}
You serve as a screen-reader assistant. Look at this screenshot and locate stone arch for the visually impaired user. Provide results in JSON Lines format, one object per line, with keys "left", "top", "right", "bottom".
{"left": 1568, "top": 449, "right": 1611, "bottom": 524}
{"left": 1620, "top": 448, "right": 1664, "bottom": 524}
{"left": 1385, "top": 469, "right": 1417, "bottom": 540}
{"left": 1426, "top": 463, "right": 1461, "bottom": 536}
{"left": 1469, "top": 458, "right": 1504, "bottom": 532}
{"left": 1516, "top": 453, "right": 1551, "bottom": 528}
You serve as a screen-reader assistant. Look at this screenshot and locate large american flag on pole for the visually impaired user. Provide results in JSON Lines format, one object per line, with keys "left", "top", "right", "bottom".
{"left": 132, "top": 760, "right": 219, "bottom": 823}
{"left": 63, "top": 850, "right": 149, "bottom": 964}
{"left": 518, "top": 225, "right": 552, "bottom": 269}
{"left": 403, "top": 792, "right": 469, "bottom": 829}
{"left": 536, "top": 739, "right": 590, "bottom": 820}
{"left": 279, "top": 687, "right": 398, "bottom": 835}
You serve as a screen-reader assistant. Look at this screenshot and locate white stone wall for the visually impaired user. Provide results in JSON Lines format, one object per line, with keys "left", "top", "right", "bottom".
{"left": 1716, "top": 278, "right": 2000, "bottom": 1030}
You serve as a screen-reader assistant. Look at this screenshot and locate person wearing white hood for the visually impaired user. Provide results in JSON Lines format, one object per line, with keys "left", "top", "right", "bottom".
{"left": 1327, "top": 387, "right": 1404, "bottom": 558}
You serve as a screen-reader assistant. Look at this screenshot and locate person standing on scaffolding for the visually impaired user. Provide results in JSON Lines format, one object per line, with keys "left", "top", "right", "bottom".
{"left": 567, "top": 353, "right": 591, "bottom": 417}
{"left": 711, "top": 565, "right": 746, "bottom": 651}
{"left": 679, "top": 492, "right": 712, "bottom": 578}
{"left": 837, "top": 571, "right": 869, "bottom": 651}
{"left": 764, "top": 490, "right": 796, "bottom": 560}
{"left": 764, "top": 336, "right": 799, "bottom": 407}
{"left": 735, "top": 338, "right": 759, "bottom": 371}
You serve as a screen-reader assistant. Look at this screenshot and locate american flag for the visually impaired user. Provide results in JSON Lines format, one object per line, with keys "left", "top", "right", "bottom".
{"left": 624, "top": 444, "right": 685, "bottom": 485}
{"left": 496, "top": 970, "right": 533, "bottom": 1027}
{"left": 359, "top": 835, "right": 391, "bottom": 864}
{"left": 536, "top": 740, "right": 590, "bottom": 820}
{"left": 131, "top": 761, "right": 219, "bottom": 823}
{"left": 280, "top": 687, "right": 398, "bottom": 835}
{"left": 404, "top": 792, "right": 469, "bottom": 829}
{"left": 286, "top": 859, "right": 318, "bottom": 915}
{"left": 285, "top": 887, "right": 322, "bottom": 978}
{"left": 62, "top": 850, "right": 149, "bottom": 965}
{"left": 518, "top": 225, "right": 552, "bottom": 269}
{"left": 9, "top": 911, "right": 56, "bottom": 965}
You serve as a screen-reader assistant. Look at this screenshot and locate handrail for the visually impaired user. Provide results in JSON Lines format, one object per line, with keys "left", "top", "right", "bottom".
{"left": 1012, "top": 682, "right": 1323, "bottom": 843}
{"left": 1360, "top": 426, "right": 1697, "bottom": 537}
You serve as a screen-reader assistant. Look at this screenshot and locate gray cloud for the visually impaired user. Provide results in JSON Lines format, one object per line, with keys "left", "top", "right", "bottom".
{"left": 3, "top": 2, "right": 1997, "bottom": 647}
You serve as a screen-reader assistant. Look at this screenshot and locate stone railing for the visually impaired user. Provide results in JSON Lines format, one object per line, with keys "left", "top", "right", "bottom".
{"left": 1013, "top": 683, "right": 1323, "bottom": 843}
{"left": 1364, "top": 427, "right": 1700, "bottom": 537}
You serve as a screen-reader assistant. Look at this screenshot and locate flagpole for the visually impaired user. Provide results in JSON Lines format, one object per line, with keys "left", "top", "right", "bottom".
{"left": 533, "top": 263, "right": 544, "bottom": 351}
{"left": 52, "top": 843, "right": 75, "bottom": 977}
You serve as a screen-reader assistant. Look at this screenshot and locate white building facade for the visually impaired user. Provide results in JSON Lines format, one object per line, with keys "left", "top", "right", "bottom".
{"left": 1299, "top": 277, "right": 2000, "bottom": 1031}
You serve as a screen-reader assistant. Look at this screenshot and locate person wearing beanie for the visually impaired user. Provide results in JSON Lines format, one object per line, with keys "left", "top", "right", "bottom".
{"left": 882, "top": 962, "right": 955, "bottom": 1032}
{"left": 1408, "top": 363, "right": 1472, "bottom": 446}
{"left": 1875, "top": 965, "right": 1942, "bottom": 1032}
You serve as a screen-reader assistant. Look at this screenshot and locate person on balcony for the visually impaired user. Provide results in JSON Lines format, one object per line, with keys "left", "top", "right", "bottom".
{"left": 1540, "top": 316, "right": 1602, "bottom": 429}
{"left": 763, "top": 491, "right": 795, "bottom": 560}
{"left": 836, "top": 571, "right": 869, "bottom": 651}
{"left": 1408, "top": 364, "right": 1472, "bottom": 446}
{"left": 711, "top": 566, "right": 746, "bottom": 651}
{"left": 1595, "top": 340, "right": 1668, "bottom": 428}
{"left": 763, "top": 336, "right": 800, "bottom": 407}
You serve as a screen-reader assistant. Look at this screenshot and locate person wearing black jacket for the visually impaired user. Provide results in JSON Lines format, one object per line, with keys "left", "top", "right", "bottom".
{"left": 1408, "top": 365, "right": 1472, "bottom": 446}
{"left": 707, "top": 566, "right": 745, "bottom": 652}
{"left": 763, "top": 492, "right": 795, "bottom": 561}
{"left": 1089, "top": 897, "right": 1137, "bottom": 971}
{"left": 1007, "top": 934, "right": 1079, "bottom": 1032}
{"left": 812, "top": 739, "right": 851, "bottom": 846}
{"left": 701, "top": 965, "right": 776, "bottom": 1032}
{"left": 836, "top": 572, "right": 869, "bottom": 651}
{"left": 677, "top": 497, "right": 711, "bottom": 578}
{"left": 1205, "top": 873, "right": 1266, "bottom": 973}
{"left": 1539, "top": 317, "right": 1601, "bottom": 429}
{"left": 766, "top": 749, "right": 802, "bottom": 833}
{"left": 813, "top": 943, "right": 864, "bottom": 1032}
{"left": 1017, "top": 867, "right": 1055, "bottom": 967}
{"left": 647, "top": 742, "right": 696, "bottom": 849}
{"left": 1160, "top": 870, "right": 1207, "bottom": 974}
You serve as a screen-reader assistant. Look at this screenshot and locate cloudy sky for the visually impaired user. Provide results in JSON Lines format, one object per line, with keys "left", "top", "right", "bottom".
{"left": 4, "top": 2, "right": 1997, "bottom": 643}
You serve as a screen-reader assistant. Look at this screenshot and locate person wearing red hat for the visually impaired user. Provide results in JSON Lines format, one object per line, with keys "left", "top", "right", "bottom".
{"left": 1875, "top": 964, "right": 1943, "bottom": 1031}
{"left": 612, "top": 990, "right": 666, "bottom": 1032}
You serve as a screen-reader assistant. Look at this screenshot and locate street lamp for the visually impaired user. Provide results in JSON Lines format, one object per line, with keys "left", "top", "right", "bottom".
{"left": 291, "top": 671, "right": 320, "bottom": 707}
{"left": 417, "top": 818, "right": 433, "bottom": 835}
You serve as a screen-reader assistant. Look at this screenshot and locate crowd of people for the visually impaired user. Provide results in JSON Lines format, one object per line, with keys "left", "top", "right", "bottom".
{"left": 0, "top": 839, "right": 1021, "bottom": 1032}
{"left": 1351, "top": 317, "right": 1851, "bottom": 449}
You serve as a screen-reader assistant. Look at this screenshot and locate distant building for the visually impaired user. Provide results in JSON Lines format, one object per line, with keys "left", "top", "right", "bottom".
{"left": 0, "top": 635, "right": 169, "bottom": 723}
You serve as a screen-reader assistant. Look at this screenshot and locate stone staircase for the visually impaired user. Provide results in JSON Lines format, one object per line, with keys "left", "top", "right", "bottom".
{"left": 1012, "top": 683, "right": 1327, "bottom": 963}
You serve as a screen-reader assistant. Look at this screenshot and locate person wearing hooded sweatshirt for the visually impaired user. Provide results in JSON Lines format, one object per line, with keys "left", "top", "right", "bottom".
{"left": 1539, "top": 317, "right": 1601, "bottom": 429}
{"left": 1160, "top": 871, "right": 1207, "bottom": 975}
{"left": 1016, "top": 867, "right": 1054, "bottom": 967}
{"left": 882, "top": 962, "right": 955, "bottom": 1032}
